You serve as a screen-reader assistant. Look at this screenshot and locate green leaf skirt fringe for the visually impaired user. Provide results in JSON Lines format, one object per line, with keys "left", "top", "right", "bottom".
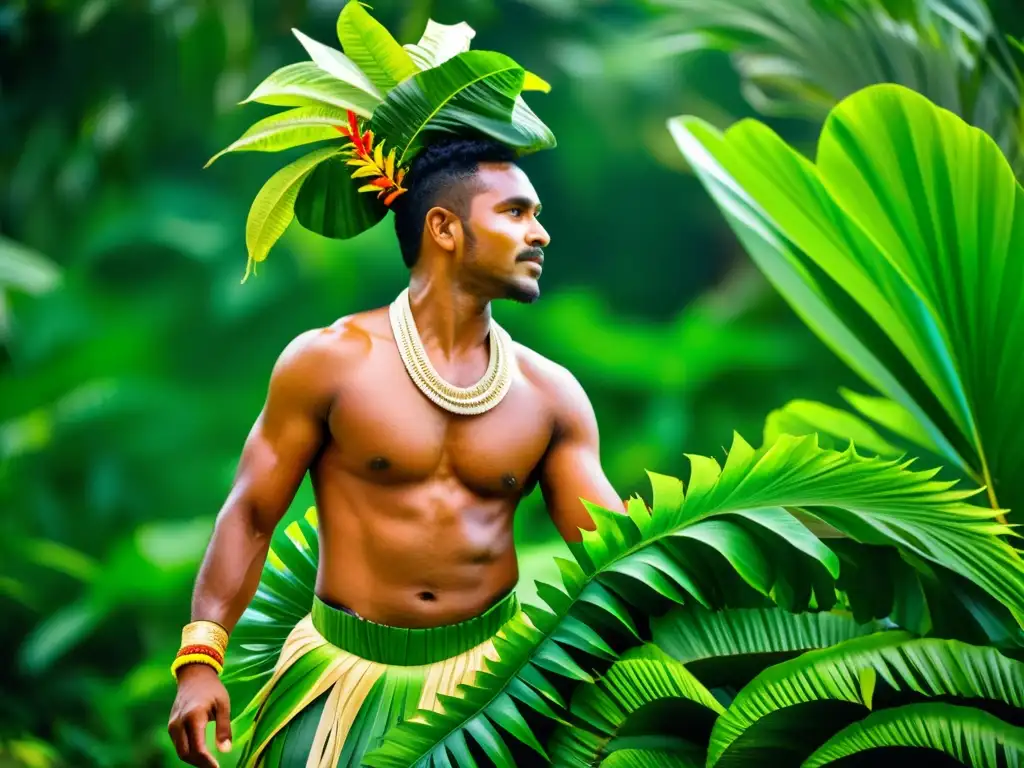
{"left": 224, "top": 508, "right": 521, "bottom": 767}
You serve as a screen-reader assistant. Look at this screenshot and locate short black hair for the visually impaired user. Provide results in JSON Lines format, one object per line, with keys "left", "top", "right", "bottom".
{"left": 392, "top": 136, "right": 518, "bottom": 268}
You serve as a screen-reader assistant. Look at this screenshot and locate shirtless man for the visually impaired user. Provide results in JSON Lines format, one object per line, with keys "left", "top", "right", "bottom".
{"left": 167, "top": 137, "right": 625, "bottom": 768}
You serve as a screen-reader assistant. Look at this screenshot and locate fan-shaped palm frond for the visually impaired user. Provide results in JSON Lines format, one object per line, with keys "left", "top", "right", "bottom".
{"left": 669, "top": 81, "right": 1024, "bottom": 526}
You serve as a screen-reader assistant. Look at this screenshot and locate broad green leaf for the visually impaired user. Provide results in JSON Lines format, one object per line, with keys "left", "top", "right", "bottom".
{"left": 840, "top": 388, "right": 948, "bottom": 462}
{"left": 336, "top": 1, "right": 418, "bottom": 94}
{"left": 243, "top": 147, "right": 343, "bottom": 281}
{"left": 370, "top": 50, "right": 555, "bottom": 165}
{"left": 404, "top": 19, "right": 476, "bottom": 70}
{"left": 803, "top": 702, "right": 1024, "bottom": 766}
{"left": 205, "top": 106, "right": 350, "bottom": 168}
{"left": 291, "top": 27, "right": 382, "bottom": 101}
{"left": 707, "top": 632, "right": 1024, "bottom": 766}
{"left": 670, "top": 112, "right": 969, "bottom": 477}
{"left": 243, "top": 62, "right": 380, "bottom": 117}
{"left": 670, "top": 83, "right": 1024, "bottom": 519}
{"left": 293, "top": 154, "right": 389, "bottom": 241}
{"left": 764, "top": 398, "right": 902, "bottom": 457}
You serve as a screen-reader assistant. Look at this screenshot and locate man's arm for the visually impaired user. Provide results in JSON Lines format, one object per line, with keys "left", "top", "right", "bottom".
{"left": 191, "top": 329, "right": 333, "bottom": 630}
{"left": 539, "top": 366, "right": 625, "bottom": 544}
{"left": 169, "top": 329, "right": 335, "bottom": 768}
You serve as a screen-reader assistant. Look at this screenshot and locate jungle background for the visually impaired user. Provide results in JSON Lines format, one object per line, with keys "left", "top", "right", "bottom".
{"left": 2, "top": 0, "right": 1022, "bottom": 766}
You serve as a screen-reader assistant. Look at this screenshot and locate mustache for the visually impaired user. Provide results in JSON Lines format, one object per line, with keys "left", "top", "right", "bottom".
{"left": 516, "top": 248, "right": 545, "bottom": 263}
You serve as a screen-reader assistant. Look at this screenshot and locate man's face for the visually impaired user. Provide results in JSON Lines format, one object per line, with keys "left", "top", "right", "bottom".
{"left": 460, "top": 162, "right": 550, "bottom": 304}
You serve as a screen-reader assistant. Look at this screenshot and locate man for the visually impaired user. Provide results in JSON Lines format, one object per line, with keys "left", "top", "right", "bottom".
{"left": 168, "top": 116, "right": 624, "bottom": 768}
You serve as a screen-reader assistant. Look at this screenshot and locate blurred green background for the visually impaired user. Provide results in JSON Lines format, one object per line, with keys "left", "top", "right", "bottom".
{"left": 2, "top": 0, "right": 1019, "bottom": 766}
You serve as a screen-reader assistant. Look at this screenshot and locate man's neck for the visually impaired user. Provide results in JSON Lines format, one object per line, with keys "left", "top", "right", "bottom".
{"left": 405, "top": 272, "right": 492, "bottom": 361}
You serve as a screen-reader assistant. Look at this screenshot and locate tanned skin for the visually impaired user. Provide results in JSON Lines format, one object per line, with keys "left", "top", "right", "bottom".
{"left": 168, "top": 162, "right": 625, "bottom": 768}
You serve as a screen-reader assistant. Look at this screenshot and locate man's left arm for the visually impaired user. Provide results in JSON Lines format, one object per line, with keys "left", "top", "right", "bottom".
{"left": 538, "top": 367, "right": 626, "bottom": 543}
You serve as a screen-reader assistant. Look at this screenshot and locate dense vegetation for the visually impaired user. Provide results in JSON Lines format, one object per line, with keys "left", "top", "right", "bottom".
{"left": 2, "top": 1, "right": 1022, "bottom": 766}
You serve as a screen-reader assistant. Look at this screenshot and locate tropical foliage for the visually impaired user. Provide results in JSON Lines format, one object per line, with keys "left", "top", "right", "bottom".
{"left": 232, "top": 430, "right": 1024, "bottom": 766}
{"left": 649, "top": 0, "right": 1024, "bottom": 175}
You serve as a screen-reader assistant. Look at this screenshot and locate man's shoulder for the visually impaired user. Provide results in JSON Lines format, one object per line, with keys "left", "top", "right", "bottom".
{"left": 272, "top": 306, "right": 391, "bottom": 382}
{"left": 512, "top": 342, "right": 587, "bottom": 406}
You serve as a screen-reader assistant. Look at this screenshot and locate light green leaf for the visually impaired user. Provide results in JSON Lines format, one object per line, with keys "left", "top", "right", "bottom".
{"left": 839, "top": 388, "right": 948, "bottom": 462}
{"left": 243, "top": 147, "right": 343, "bottom": 281}
{"left": 803, "top": 702, "right": 1024, "bottom": 767}
{"left": 370, "top": 50, "right": 555, "bottom": 165}
{"left": 243, "top": 62, "right": 379, "bottom": 117}
{"left": 764, "top": 398, "right": 902, "bottom": 457}
{"left": 291, "top": 27, "right": 382, "bottom": 101}
{"left": 404, "top": 19, "right": 476, "bottom": 70}
{"left": 205, "top": 106, "right": 350, "bottom": 168}
{"left": 336, "top": 1, "right": 418, "bottom": 94}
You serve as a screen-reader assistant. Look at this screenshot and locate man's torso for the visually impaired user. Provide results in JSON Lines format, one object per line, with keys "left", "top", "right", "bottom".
{"left": 302, "top": 306, "right": 561, "bottom": 628}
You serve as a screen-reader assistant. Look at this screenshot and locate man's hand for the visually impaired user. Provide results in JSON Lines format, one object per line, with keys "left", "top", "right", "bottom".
{"left": 168, "top": 664, "right": 233, "bottom": 768}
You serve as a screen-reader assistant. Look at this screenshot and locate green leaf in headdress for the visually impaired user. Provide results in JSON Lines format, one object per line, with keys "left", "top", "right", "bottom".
{"left": 370, "top": 50, "right": 556, "bottom": 165}
{"left": 335, "top": 1, "right": 419, "bottom": 94}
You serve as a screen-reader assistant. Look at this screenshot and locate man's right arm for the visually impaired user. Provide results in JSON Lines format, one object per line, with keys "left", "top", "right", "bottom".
{"left": 189, "top": 329, "right": 335, "bottom": 633}
{"left": 168, "top": 328, "right": 336, "bottom": 768}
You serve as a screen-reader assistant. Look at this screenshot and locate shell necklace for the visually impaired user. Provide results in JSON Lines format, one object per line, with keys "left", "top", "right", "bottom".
{"left": 389, "top": 287, "right": 513, "bottom": 415}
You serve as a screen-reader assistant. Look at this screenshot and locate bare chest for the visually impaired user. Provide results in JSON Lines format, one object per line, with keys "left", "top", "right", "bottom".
{"left": 325, "top": 353, "right": 554, "bottom": 496}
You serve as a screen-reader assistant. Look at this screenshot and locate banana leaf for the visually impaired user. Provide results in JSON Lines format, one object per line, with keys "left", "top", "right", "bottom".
{"left": 369, "top": 50, "right": 555, "bottom": 166}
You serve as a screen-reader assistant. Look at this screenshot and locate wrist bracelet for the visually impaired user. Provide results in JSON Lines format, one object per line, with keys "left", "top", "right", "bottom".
{"left": 171, "top": 652, "right": 224, "bottom": 679}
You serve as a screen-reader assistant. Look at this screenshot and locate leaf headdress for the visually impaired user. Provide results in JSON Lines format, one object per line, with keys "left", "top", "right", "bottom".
{"left": 206, "top": 2, "right": 556, "bottom": 282}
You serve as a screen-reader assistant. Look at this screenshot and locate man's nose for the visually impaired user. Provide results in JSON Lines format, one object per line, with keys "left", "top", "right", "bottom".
{"left": 528, "top": 221, "right": 550, "bottom": 249}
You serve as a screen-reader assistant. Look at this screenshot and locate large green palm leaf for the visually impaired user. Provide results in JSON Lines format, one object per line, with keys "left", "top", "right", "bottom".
{"left": 802, "top": 701, "right": 1024, "bottom": 766}
{"left": 707, "top": 631, "right": 1024, "bottom": 766}
{"left": 342, "top": 433, "right": 1024, "bottom": 767}
{"left": 669, "top": 82, "right": 1024, "bottom": 522}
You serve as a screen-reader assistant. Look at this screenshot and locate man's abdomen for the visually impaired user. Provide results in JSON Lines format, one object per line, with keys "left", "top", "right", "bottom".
{"left": 310, "top": 473, "right": 521, "bottom": 628}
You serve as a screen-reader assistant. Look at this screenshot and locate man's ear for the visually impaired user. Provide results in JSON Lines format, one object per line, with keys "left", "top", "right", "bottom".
{"left": 425, "top": 207, "right": 462, "bottom": 253}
